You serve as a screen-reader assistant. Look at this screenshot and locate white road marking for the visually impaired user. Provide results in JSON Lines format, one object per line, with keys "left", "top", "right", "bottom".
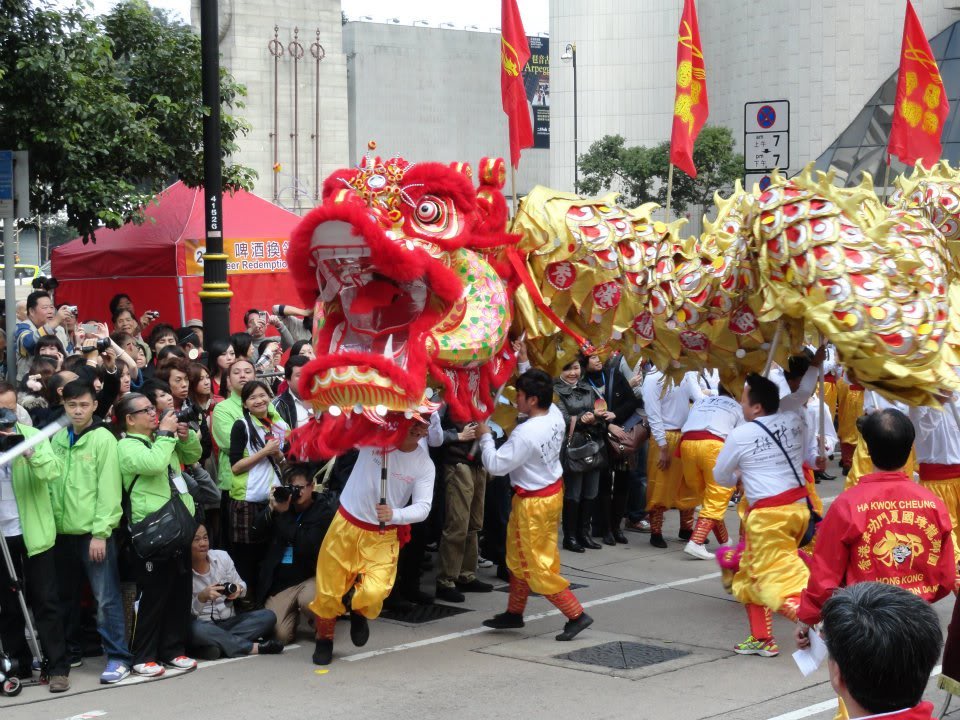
{"left": 343, "top": 571, "right": 722, "bottom": 662}
{"left": 763, "top": 665, "right": 942, "bottom": 720}
{"left": 58, "top": 712, "right": 108, "bottom": 720}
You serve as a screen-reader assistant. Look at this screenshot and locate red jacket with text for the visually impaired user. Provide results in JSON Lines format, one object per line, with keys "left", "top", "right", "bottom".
{"left": 798, "top": 471, "right": 956, "bottom": 626}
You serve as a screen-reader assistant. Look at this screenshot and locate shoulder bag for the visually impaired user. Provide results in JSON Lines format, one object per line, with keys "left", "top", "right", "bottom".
{"left": 752, "top": 420, "right": 821, "bottom": 547}
{"left": 562, "top": 416, "right": 604, "bottom": 473}
{"left": 124, "top": 436, "right": 198, "bottom": 560}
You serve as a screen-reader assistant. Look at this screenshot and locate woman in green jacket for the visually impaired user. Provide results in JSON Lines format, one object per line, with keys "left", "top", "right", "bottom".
{"left": 116, "top": 392, "right": 201, "bottom": 678}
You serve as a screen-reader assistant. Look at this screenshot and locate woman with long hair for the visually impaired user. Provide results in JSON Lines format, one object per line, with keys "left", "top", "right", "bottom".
{"left": 226, "top": 380, "right": 288, "bottom": 596}
{"left": 554, "top": 356, "right": 608, "bottom": 552}
{"left": 207, "top": 340, "right": 235, "bottom": 399}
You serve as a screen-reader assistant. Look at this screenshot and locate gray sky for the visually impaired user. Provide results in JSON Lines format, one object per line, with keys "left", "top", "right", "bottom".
{"left": 86, "top": 0, "right": 549, "bottom": 34}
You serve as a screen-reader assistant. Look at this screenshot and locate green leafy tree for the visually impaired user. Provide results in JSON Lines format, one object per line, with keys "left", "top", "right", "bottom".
{"left": 0, "top": 0, "right": 254, "bottom": 241}
{"left": 576, "top": 127, "right": 744, "bottom": 214}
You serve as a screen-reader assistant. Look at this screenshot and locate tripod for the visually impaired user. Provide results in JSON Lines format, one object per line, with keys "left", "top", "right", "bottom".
{"left": 0, "top": 529, "right": 45, "bottom": 696}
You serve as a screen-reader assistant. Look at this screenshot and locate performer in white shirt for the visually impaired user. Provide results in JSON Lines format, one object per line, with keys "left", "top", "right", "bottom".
{"left": 641, "top": 368, "right": 703, "bottom": 548}
{"left": 679, "top": 387, "right": 744, "bottom": 559}
{"left": 309, "top": 418, "right": 435, "bottom": 665}
{"left": 714, "top": 373, "right": 818, "bottom": 659}
{"left": 910, "top": 391, "right": 960, "bottom": 549}
{"left": 477, "top": 369, "right": 593, "bottom": 642}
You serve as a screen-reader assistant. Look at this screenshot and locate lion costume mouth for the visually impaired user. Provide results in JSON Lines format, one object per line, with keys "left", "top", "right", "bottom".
{"left": 285, "top": 154, "right": 518, "bottom": 455}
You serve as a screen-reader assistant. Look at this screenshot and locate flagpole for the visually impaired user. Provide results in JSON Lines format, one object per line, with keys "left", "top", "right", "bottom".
{"left": 881, "top": 153, "right": 892, "bottom": 204}
{"left": 665, "top": 163, "right": 675, "bottom": 220}
{"left": 511, "top": 165, "right": 518, "bottom": 218}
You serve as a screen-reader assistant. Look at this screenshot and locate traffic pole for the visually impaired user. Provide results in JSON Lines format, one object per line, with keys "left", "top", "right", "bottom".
{"left": 3, "top": 216, "right": 14, "bottom": 382}
{"left": 198, "top": 0, "right": 232, "bottom": 349}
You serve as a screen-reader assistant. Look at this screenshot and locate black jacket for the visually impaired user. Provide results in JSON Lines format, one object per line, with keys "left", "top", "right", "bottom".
{"left": 251, "top": 494, "right": 335, "bottom": 605}
{"left": 601, "top": 356, "right": 641, "bottom": 425}
{"left": 273, "top": 389, "right": 296, "bottom": 430}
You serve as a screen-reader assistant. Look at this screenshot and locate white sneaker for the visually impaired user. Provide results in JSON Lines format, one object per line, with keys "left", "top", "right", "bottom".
{"left": 477, "top": 556, "right": 494, "bottom": 569}
{"left": 163, "top": 656, "right": 197, "bottom": 671}
{"left": 683, "top": 540, "right": 714, "bottom": 560}
{"left": 132, "top": 662, "right": 165, "bottom": 677}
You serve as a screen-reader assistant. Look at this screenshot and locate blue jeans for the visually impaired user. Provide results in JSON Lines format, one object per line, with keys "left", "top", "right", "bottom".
{"left": 626, "top": 443, "right": 649, "bottom": 523}
{"left": 55, "top": 534, "right": 132, "bottom": 665}
{"left": 189, "top": 610, "right": 276, "bottom": 657}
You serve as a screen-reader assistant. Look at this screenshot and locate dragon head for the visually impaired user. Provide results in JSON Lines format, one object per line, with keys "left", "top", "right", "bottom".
{"left": 287, "top": 153, "right": 518, "bottom": 456}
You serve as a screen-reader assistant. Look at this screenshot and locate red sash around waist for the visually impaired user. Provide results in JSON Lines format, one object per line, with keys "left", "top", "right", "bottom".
{"left": 338, "top": 506, "right": 411, "bottom": 546}
{"left": 824, "top": 373, "right": 836, "bottom": 384}
{"left": 750, "top": 486, "right": 808, "bottom": 512}
{"left": 848, "top": 383, "right": 864, "bottom": 392}
{"left": 675, "top": 430, "right": 724, "bottom": 457}
{"left": 802, "top": 464, "right": 815, "bottom": 485}
{"left": 515, "top": 478, "right": 563, "bottom": 498}
{"left": 919, "top": 463, "right": 960, "bottom": 482}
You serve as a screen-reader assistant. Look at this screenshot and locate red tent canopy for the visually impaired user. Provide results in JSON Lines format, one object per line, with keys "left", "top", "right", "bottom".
{"left": 52, "top": 182, "right": 305, "bottom": 334}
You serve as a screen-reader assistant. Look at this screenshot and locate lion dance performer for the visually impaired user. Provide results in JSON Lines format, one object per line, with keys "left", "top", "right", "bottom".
{"left": 309, "top": 419, "right": 434, "bottom": 665}
{"left": 715, "top": 373, "right": 815, "bottom": 657}
{"left": 477, "top": 369, "right": 594, "bottom": 642}
{"left": 910, "top": 391, "right": 960, "bottom": 550}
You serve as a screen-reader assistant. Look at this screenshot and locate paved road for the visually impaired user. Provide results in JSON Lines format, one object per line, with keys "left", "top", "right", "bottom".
{"left": 6, "top": 479, "right": 958, "bottom": 720}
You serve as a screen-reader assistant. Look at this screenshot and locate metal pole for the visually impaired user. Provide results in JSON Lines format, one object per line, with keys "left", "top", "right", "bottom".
{"left": 269, "top": 26, "right": 284, "bottom": 203}
{"left": 665, "top": 163, "right": 675, "bottom": 220}
{"left": 379, "top": 448, "right": 388, "bottom": 534}
{"left": 311, "top": 30, "right": 325, "bottom": 204}
{"left": 881, "top": 153, "right": 892, "bottom": 205}
{"left": 572, "top": 45, "right": 578, "bottom": 192}
{"left": 198, "top": 0, "right": 232, "bottom": 350}
{"left": 289, "top": 28, "right": 304, "bottom": 196}
{"left": 762, "top": 321, "right": 783, "bottom": 377}
{"left": 817, "top": 334, "right": 826, "bottom": 458}
{"left": 3, "top": 216, "right": 15, "bottom": 382}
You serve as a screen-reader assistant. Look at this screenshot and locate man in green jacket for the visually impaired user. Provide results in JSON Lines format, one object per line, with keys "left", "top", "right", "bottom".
{"left": 117, "top": 392, "right": 201, "bottom": 677}
{"left": 50, "top": 380, "right": 132, "bottom": 685}
{"left": 0, "top": 381, "right": 70, "bottom": 693}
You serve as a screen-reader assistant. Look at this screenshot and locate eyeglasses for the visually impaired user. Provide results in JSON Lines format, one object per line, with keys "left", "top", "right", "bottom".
{"left": 129, "top": 406, "right": 157, "bottom": 416}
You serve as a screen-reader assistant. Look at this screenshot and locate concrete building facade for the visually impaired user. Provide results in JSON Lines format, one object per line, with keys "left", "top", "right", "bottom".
{"left": 549, "top": 0, "right": 960, "bottom": 192}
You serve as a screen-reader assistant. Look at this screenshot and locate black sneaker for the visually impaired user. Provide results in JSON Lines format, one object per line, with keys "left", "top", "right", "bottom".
{"left": 482, "top": 612, "right": 525, "bottom": 630}
{"left": 650, "top": 533, "right": 667, "bottom": 548}
{"left": 349, "top": 612, "right": 369, "bottom": 647}
{"left": 556, "top": 612, "right": 593, "bottom": 641}
{"left": 456, "top": 578, "right": 493, "bottom": 593}
{"left": 678, "top": 528, "right": 693, "bottom": 541}
{"left": 496, "top": 565, "right": 510, "bottom": 582}
{"left": 312, "top": 639, "right": 333, "bottom": 665}
{"left": 258, "top": 639, "right": 284, "bottom": 655}
{"left": 383, "top": 595, "right": 414, "bottom": 613}
{"left": 436, "top": 584, "right": 465, "bottom": 603}
{"left": 402, "top": 589, "right": 435, "bottom": 606}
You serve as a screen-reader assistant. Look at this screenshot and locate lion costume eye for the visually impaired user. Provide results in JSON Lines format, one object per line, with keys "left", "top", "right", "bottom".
{"left": 416, "top": 198, "right": 444, "bottom": 225}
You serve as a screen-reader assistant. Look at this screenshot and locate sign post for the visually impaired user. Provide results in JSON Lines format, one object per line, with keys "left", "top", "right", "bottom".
{"left": 744, "top": 100, "right": 790, "bottom": 186}
{"left": 0, "top": 151, "right": 27, "bottom": 382}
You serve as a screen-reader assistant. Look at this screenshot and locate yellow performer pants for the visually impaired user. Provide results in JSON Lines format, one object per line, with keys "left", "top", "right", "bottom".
{"left": 822, "top": 381, "right": 839, "bottom": 424}
{"left": 837, "top": 386, "right": 863, "bottom": 449}
{"left": 845, "top": 444, "right": 916, "bottom": 491}
{"left": 308, "top": 511, "right": 400, "bottom": 621}
{"left": 646, "top": 431, "right": 685, "bottom": 510}
{"left": 732, "top": 503, "right": 810, "bottom": 613}
{"left": 680, "top": 439, "right": 732, "bottom": 521}
{"left": 506, "top": 490, "right": 570, "bottom": 596}
{"left": 920, "top": 476, "right": 960, "bottom": 551}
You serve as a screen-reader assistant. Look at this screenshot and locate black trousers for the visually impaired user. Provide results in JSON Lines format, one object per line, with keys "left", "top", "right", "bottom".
{"left": 0, "top": 536, "right": 69, "bottom": 675}
{"left": 130, "top": 551, "right": 192, "bottom": 666}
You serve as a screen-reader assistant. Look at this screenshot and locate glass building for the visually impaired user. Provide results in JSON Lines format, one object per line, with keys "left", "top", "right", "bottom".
{"left": 814, "top": 20, "right": 960, "bottom": 186}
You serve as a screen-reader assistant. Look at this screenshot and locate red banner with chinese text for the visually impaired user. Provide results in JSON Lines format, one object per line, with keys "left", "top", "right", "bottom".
{"left": 669, "top": 0, "right": 708, "bottom": 178}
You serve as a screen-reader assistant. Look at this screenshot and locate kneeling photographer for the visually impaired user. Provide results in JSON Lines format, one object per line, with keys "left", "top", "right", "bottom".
{"left": 189, "top": 524, "right": 282, "bottom": 659}
{"left": 116, "top": 393, "right": 202, "bottom": 677}
{"left": 251, "top": 464, "right": 335, "bottom": 644}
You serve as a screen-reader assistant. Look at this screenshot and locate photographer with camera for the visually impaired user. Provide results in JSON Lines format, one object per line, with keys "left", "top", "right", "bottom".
{"left": 244, "top": 309, "right": 294, "bottom": 358}
{"left": 116, "top": 393, "right": 201, "bottom": 677}
{"left": 14, "top": 292, "right": 71, "bottom": 382}
{"left": 251, "top": 465, "right": 332, "bottom": 644}
{"left": 0, "top": 382, "right": 70, "bottom": 693}
{"left": 189, "top": 524, "right": 282, "bottom": 658}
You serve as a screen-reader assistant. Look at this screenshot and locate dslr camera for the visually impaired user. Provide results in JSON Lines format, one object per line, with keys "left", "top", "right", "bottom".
{"left": 0, "top": 408, "right": 24, "bottom": 453}
{"left": 219, "top": 582, "right": 238, "bottom": 597}
{"left": 81, "top": 338, "right": 111, "bottom": 354}
{"left": 273, "top": 484, "right": 303, "bottom": 504}
{"left": 175, "top": 402, "right": 202, "bottom": 425}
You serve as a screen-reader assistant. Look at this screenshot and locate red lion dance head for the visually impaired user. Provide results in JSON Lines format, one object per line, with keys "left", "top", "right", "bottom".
{"left": 287, "top": 153, "right": 518, "bottom": 457}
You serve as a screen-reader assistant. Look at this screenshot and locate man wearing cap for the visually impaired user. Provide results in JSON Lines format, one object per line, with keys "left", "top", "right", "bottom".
{"left": 309, "top": 417, "right": 435, "bottom": 666}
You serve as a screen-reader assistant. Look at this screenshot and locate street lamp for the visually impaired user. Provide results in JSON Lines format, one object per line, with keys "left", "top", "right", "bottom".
{"left": 561, "top": 42, "right": 578, "bottom": 191}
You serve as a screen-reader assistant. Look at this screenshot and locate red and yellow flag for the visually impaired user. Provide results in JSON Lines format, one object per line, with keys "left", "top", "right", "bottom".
{"left": 501, "top": 0, "right": 533, "bottom": 170}
{"left": 669, "top": 0, "right": 708, "bottom": 178}
{"left": 888, "top": 0, "right": 949, "bottom": 168}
